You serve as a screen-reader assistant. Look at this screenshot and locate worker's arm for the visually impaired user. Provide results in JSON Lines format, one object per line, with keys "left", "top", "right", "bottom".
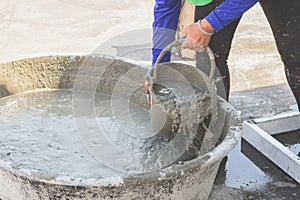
{"left": 206, "top": 0, "right": 259, "bottom": 32}
{"left": 182, "top": 0, "right": 259, "bottom": 50}
{"left": 152, "top": 0, "right": 181, "bottom": 65}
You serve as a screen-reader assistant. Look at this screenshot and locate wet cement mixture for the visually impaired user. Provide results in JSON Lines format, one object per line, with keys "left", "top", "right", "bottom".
{"left": 0, "top": 89, "right": 126, "bottom": 184}
{"left": 152, "top": 85, "right": 214, "bottom": 140}
{"left": 0, "top": 88, "right": 215, "bottom": 181}
{"left": 148, "top": 83, "right": 218, "bottom": 167}
{"left": 0, "top": 89, "right": 197, "bottom": 182}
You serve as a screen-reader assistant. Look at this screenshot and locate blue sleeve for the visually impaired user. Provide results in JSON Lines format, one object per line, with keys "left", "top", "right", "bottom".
{"left": 206, "top": 0, "right": 259, "bottom": 32}
{"left": 152, "top": 0, "right": 181, "bottom": 66}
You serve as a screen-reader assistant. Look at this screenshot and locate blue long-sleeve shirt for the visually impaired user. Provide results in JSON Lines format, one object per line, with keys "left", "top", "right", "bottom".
{"left": 207, "top": 0, "right": 259, "bottom": 32}
{"left": 152, "top": 0, "right": 181, "bottom": 65}
{"left": 152, "top": 0, "right": 259, "bottom": 64}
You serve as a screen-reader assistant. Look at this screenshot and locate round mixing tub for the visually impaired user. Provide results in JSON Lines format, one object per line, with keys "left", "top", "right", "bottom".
{"left": 0, "top": 55, "right": 241, "bottom": 200}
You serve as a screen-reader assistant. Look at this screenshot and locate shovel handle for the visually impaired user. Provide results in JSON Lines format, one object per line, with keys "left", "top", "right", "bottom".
{"left": 152, "top": 38, "right": 216, "bottom": 83}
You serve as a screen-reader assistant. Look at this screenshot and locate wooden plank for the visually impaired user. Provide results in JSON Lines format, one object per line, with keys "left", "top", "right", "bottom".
{"left": 177, "top": 0, "right": 195, "bottom": 59}
{"left": 242, "top": 121, "right": 300, "bottom": 183}
{"left": 251, "top": 112, "right": 300, "bottom": 135}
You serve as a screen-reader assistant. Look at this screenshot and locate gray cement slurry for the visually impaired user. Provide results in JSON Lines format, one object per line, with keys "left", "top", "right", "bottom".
{"left": 0, "top": 89, "right": 125, "bottom": 184}
{"left": 0, "top": 88, "right": 216, "bottom": 183}
{"left": 0, "top": 89, "right": 182, "bottom": 184}
{"left": 151, "top": 80, "right": 213, "bottom": 140}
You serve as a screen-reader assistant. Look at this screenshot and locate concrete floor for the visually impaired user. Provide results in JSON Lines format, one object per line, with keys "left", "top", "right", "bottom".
{"left": 1, "top": 0, "right": 299, "bottom": 199}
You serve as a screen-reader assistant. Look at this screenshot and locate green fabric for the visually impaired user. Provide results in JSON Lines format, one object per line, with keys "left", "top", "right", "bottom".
{"left": 186, "top": 0, "right": 212, "bottom": 6}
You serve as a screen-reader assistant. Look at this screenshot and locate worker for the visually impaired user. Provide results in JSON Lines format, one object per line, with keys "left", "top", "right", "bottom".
{"left": 152, "top": 0, "right": 211, "bottom": 65}
{"left": 183, "top": 0, "right": 300, "bottom": 109}
{"left": 152, "top": 0, "right": 300, "bottom": 110}
{"left": 149, "top": 0, "right": 213, "bottom": 104}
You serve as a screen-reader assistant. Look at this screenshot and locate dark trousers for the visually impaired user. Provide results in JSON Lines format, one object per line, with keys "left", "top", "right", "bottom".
{"left": 195, "top": 0, "right": 300, "bottom": 109}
